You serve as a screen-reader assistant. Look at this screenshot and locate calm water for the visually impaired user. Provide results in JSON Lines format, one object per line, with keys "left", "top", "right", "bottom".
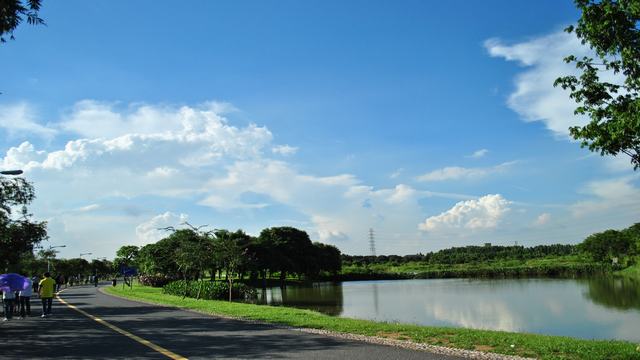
{"left": 255, "top": 277, "right": 640, "bottom": 341}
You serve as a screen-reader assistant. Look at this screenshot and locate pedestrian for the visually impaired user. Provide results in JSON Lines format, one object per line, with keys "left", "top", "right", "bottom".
{"left": 93, "top": 274, "right": 99, "bottom": 287}
{"left": 31, "top": 275, "right": 39, "bottom": 294}
{"left": 2, "top": 289, "right": 16, "bottom": 321}
{"left": 38, "top": 272, "right": 55, "bottom": 318}
{"left": 19, "top": 277, "right": 33, "bottom": 318}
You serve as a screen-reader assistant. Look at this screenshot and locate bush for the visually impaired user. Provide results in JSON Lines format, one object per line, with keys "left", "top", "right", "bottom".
{"left": 139, "top": 274, "right": 179, "bottom": 287}
{"left": 163, "top": 280, "right": 257, "bottom": 300}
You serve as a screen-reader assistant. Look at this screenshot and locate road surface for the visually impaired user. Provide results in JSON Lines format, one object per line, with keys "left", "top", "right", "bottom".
{"left": 1, "top": 284, "right": 463, "bottom": 359}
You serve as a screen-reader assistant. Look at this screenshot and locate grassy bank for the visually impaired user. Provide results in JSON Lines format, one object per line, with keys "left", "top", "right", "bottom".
{"left": 616, "top": 263, "right": 640, "bottom": 278}
{"left": 105, "top": 285, "right": 639, "bottom": 360}
{"left": 337, "top": 256, "right": 606, "bottom": 281}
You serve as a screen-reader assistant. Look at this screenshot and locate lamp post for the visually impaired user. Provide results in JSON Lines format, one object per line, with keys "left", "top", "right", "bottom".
{"left": 0, "top": 170, "right": 23, "bottom": 175}
{"left": 79, "top": 252, "right": 92, "bottom": 258}
{"left": 47, "top": 245, "right": 66, "bottom": 272}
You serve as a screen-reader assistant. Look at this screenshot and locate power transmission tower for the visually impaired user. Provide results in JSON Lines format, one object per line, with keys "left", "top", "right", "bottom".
{"left": 368, "top": 228, "right": 376, "bottom": 256}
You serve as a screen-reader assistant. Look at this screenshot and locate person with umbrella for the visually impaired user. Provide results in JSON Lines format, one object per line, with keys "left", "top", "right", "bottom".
{"left": 2, "top": 289, "right": 16, "bottom": 321}
{"left": 0, "top": 273, "right": 29, "bottom": 321}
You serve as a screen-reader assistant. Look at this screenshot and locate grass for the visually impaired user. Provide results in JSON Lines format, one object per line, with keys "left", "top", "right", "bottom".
{"left": 616, "top": 263, "right": 640, "bottom": 278}
{"left": 105, "top": 284, "right": 640, "bottom": 360}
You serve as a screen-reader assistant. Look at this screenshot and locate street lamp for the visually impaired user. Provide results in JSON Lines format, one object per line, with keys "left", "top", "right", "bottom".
{"left": 0, "top": 170, "right": 23, "bottom": 175}
{"left": 47, "top": 245, "right": 66, "bottom": 272}
{"left": 79, "top": 252, "right": 92, "bottom": 258}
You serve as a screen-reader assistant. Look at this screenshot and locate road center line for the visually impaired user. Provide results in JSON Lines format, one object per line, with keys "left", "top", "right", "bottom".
{"left": 56, "top": 290, "right": 188, "bottom": 360}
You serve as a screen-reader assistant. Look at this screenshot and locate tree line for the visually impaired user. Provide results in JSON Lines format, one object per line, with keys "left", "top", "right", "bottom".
{"left": 343, "top": 223, "right": 640, "bottom": 269}
{"left": 343, "top": 244, "right": 579, "bottom": 267}
{"left": 116, "top": 226, "right": 342, "bottom": 287}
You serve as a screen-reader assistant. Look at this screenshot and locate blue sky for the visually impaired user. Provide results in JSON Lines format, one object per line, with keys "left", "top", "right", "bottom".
{"left": 1, "top": 1, "right": 638, "bottom": 259}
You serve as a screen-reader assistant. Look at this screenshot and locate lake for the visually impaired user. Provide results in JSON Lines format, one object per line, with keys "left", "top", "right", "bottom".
{"left": 255, "top": 277, "right": 640, "bottom": 342}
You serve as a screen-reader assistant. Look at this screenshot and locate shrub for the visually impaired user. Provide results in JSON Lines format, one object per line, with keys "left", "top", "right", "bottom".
{"left": 163, "top": 280, "right": 257, "bottom": 300}
{"left": 139, "top": 274, "right": 179, "bottom": 287}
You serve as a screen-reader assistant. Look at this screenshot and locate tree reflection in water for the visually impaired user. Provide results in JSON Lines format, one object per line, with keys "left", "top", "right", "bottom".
{"left": 584, "top": 276, "right": 640, "bottom": 311}
{"left": 256, "top": 282, "right": 344, "bottom": 316}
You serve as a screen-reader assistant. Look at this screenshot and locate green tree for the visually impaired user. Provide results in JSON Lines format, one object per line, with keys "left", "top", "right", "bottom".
{"left": 1, "top": 0, "right": 44, "bottom": 43}
{"left": 213, "top": 229, "right": 249, "bottom": 301}
{"left": 555, "top": 0, "right": 640, "bottom": 169}
{"left": 114, "top": 245, "right": 139, "bottom": 269}
{"left": 313, "top": 242, "right": 342, "bottom": 277}
{"left": 580, "top": 229, "right": 635, "bottom": 262}
{"left": 0, "top": 175, "right": 47, "bottom": 272}
{"left": 258, "top": 227, "right": 314, "bottom": 284}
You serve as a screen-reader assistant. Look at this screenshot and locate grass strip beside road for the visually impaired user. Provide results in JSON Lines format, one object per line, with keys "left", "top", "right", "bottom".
{"left": 105, "top": 285, "right": 640, "bottom": 360}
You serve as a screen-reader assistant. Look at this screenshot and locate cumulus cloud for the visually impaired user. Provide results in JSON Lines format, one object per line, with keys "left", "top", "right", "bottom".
{"left": 135, "top": 212, "right": 189, "bottom": 246}
{"left": 485, "top": 31, "right": 623, "bottom": 137}
{"left": 416, "top": 161, "right": 516, "bottom": 182}
{"left": 1, "top": 99, "right": 467, "bottom": 255}
{"left": 419, "top": 194, "right": 511, "bottom": 232}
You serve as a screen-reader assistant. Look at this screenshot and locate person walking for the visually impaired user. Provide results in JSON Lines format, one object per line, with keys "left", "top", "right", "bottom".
{"left": 31, "top": 275, "right": 39, "bottom": 294}
{"left": 38, "top": 272, "right": 55, "bottom": 318}
{"left": 19, "top": 277, "right": 33, "bottom": 318}
{"left": 2, "top": 289, "right": 16, "bottom": 321}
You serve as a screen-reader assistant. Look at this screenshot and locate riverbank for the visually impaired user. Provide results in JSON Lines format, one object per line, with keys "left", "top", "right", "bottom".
{"left": 105, "top": 284, "right": 639, "bottom": 360}
{"left": 334, "top": 256, "right": 607, "bottom": 281}
{"left": 617, "top": 263, "right": 640, "bottom": 278}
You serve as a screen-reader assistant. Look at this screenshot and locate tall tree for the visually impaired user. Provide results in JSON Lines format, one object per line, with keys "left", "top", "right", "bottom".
{"left": 0, "top": 175, "right": 47, "bottom": 272}
{"left": 213, "top": 230, "right": 249, "bottom": 301}
{"left": 555, "top": 0, "right": 640, "bottom": 169}
{"left": 0, "top": 0, "right": 45, "bottom": 43}
{"left": 115, "top": 245, "right": 139, "bottom": 267}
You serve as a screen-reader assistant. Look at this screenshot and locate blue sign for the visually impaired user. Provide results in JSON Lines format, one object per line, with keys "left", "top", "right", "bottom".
{"left": 120, "top": 266, "right": 138, "bottom": 276}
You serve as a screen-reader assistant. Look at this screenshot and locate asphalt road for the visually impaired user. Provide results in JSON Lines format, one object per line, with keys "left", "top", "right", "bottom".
{"left": 1, "top": 284, "right": 463, "bottom": 359}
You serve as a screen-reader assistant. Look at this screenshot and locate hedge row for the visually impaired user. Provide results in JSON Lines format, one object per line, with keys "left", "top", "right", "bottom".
{"left": 162, "top": 280, "right": 257, "bottom": 300}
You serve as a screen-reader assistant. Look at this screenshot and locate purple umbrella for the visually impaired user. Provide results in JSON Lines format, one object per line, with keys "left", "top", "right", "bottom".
{"left": 0, "top": 273, "right": 29, "bottom": 293}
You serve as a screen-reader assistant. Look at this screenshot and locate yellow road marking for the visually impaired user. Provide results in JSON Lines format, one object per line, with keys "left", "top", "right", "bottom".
{"left": 56, "top": 290, "right": 188, "bottom": 360}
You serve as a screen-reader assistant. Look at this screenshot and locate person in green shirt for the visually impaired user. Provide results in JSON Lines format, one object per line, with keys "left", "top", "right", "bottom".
{"left": 38, "top": 272, "right": 55, "bottom": 318}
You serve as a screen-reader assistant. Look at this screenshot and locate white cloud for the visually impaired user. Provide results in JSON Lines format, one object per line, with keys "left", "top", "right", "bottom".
{"left": 416, "top": 161, "right": 516, "bottom": 182}
{"left": 571, "top": 176, "right": 640, "bottom": 218}
{"left": 419, "top": 194, "right": 511, "bottom": 232}
{"left": 135, "top": 212, "right": 189, "bottom": 246}
{"left": 534, "top": 213, "right": 551, "bottom": 226}
{"left": 0, "top": 103, "right": 57, "bottom": 138}
{"left": 390, "top": 168, "right": 403, "bottom": 179}
{"left": 384, "top": 184, "right": 417, "bottom": 204}
{"left": 76, "top": 204, "right": 101, "bottom": 212}
{"left": 468, "top": 149, "right": 489, "bottom": 159}
{"left": 485, "top": 31, "right": 624, "bottom": 137}
{"left": 271, "top": 145, "right": 298, "bottom": 156}
{"left": 1, "top": 100, "right": 455, "bottom": 255}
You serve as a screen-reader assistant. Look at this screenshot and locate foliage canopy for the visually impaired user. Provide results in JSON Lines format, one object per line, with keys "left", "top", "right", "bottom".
{"left": 0, "top": 0, "right": 44, "bottom": 43}
{"left": 555, "top": 0, "right": 640, "bottom": 169}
